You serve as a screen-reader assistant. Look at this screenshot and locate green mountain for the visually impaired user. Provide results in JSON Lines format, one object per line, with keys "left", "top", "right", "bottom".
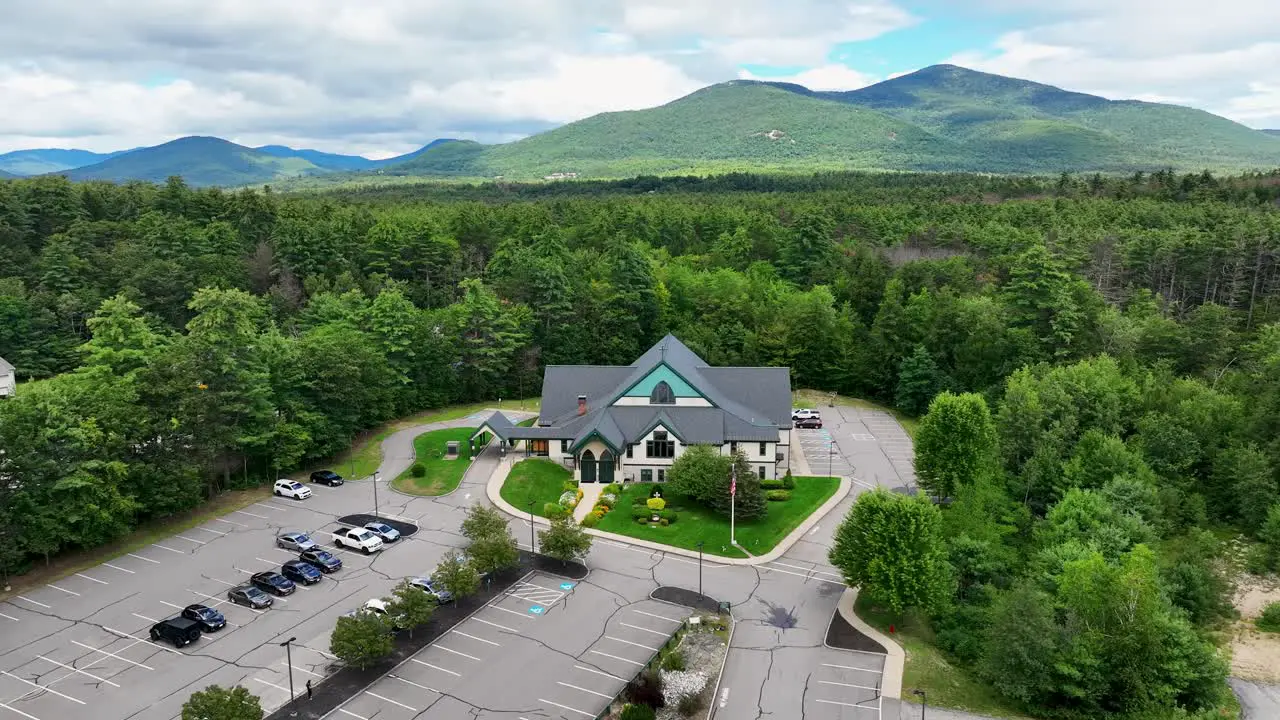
{"left": 255, "top": 145, "right": 376, "bottom": 171}
{"left": 0, "top": 148, "right": 125, "bottom": 176}
{"left": 379, "top": 65, "right": 1280, "bottom": 179}
{"left": 64, "top": 137, "right": 326, "bottom": 186}
{"left": 0, "top": 169, "right": 16, "bottom": 179}
{"left": 1264, "top": 130, "right": 1280, "bottom": 137}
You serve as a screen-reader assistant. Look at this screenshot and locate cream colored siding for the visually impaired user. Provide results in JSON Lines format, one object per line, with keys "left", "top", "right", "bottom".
{"left": 612, "top": 396, "right": 713, "bottom": 407}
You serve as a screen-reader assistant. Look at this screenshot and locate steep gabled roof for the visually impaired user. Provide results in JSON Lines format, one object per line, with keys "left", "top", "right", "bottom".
{"left": 0, "top": 356, "right": 12, "bottom": 374}
{"left": 540, "top": 366, "right": 632, "bottom": 425}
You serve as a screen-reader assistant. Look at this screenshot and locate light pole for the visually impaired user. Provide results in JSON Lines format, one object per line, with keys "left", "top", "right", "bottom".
{"left": 913, "top": 689, "right": 927, "bottom": 719}
{"left": 281, "top": 636, "right": 298, "bottom": 716}
{"left": 372, "top": 470, "right": 380, "bottom": 519}
{"left": 528, "top": 500, "right": 536, "bottom": 554}
{"left": 696, "top": 541, "right": 704, "bottom": 598}
{"left": 828, "top": 439, "right": 833, "bottom": 479}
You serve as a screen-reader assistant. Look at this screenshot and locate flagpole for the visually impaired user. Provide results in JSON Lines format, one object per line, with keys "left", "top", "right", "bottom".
{"left": 730, "top": 463, "right": 736, "bottom": 547}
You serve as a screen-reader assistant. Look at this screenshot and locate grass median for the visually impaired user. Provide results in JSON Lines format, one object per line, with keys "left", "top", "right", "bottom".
{"left": 390, "top": 427, "right": 478, "bottom": 496}
{"left": 500, "top": 459, "right": 573, "bottom": 517}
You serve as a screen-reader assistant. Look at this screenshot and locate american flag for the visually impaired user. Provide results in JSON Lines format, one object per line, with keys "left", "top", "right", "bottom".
{"left": 730, "top": 466, "right": 736, "bottom": 497}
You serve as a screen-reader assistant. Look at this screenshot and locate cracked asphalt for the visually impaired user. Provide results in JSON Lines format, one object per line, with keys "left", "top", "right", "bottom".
{"left": 0, "top": 405, "right": 911, "bottom": 720}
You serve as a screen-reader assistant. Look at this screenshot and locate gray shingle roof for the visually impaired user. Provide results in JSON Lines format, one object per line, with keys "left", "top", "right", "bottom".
{"left": 0, "top": 356, "right": 12, "bottom": 374}
{"left": 473, "top": 411, "right": 514, "bottom": 440}
{"left": 534, "top": 335, "right": 791, "bottom": 447}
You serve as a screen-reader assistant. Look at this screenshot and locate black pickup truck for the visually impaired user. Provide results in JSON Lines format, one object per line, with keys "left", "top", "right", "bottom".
{"left": 149, "top": 617, "right": 202, "bottom": 648}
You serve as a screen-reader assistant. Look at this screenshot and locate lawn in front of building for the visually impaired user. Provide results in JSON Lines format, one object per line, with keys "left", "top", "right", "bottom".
{"left": 390, "top": 426, "right": 478, "bottom": 495}
{"left": 594, "top": 476, "right": 841, "bottom": 559}
{"left": 500, "top": 459, "right": 573, "bottom": 517}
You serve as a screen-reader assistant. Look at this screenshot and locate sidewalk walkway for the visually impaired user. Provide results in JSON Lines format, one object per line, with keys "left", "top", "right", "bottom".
{"left": 573, "top": 483, "right": 604, "bottom": 523}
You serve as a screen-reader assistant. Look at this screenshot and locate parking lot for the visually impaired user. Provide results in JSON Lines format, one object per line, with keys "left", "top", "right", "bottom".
{"left": 0, "top": 489, "right": 441, "bottom": 720}
{"left": 332, "top": 572, "right": 691, "bottom": 720}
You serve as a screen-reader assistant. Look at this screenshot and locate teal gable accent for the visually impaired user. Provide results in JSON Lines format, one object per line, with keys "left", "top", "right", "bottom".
{"left": 621, "top": 364, "right": 702, "bottom": 399}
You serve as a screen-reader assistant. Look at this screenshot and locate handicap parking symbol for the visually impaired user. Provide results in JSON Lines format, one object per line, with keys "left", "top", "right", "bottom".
{"left": 560, "top": 582, "right": 575, "bottom": 590}
{"left": 528, "top": 605, "right": 545, "bottom": 615}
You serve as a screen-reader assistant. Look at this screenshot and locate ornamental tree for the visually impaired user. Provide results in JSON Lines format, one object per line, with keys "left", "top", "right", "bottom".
{"left": 181, "top": 684, "right": 263, "bottom": 720}
{"left": 915, "top": 391, "right": 999, "bottom": 499}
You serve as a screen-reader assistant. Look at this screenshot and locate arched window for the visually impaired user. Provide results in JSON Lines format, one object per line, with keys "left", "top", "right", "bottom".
{"left": 650, "top": 381, "right": 675, "bottom": 404}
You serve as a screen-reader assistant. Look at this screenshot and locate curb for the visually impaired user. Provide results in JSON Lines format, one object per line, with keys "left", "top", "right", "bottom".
{"left": 836, "top": 588, "right": 904, "bottom": 700}
{"left": 486, "top": 457, "right": 852, "bottom": 566}
{"left": 706, "top": 607, "right": 737, "bottom": 720}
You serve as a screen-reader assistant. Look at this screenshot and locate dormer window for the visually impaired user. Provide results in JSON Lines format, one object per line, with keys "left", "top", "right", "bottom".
{"left": 650, "top": 381, "right": 675, "bottom": 405}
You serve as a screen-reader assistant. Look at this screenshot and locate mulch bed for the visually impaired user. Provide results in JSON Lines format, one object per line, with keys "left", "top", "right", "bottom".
{"left": 651, "top": 586, "right": 723, "bottom": 613}
{"left": 264, "top": 551, "right": 587, "bottom": 720}
{"left": 825, "top": 607, "right": 888, "bottom": 654}
{"left": 337, "top": 514, "right": 419, "bottom": 537}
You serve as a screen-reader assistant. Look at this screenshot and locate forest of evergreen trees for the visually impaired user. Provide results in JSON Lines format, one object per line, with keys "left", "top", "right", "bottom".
{"left": 3, "top": 169, "right": 1280, "bottom": 717}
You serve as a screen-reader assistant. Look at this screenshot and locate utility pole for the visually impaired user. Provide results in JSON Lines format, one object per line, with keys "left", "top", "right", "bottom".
{"left": 528, "top": 500, "right": 536, "bottom": 554}
{"left": 281, "top": 636, "right": 298, "bottom": 716}
{"left": 729, "top": 464, "right": 737, "bottom": 546}
{"left": 696, "top": 541, "right": 704, "bottom": 597}
{"left": 372, "top": 470, "right": 380, "bottom": 519}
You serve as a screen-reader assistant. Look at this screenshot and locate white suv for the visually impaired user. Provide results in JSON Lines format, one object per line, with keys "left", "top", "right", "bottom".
{"left": 273, "top": 479, "right": 312, "bottom": 500}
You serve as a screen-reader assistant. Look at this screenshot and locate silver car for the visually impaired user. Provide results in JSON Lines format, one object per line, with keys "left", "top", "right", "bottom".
{"left": 364, "top": 522, "right": 400, "bottom": 542}
{"left": 409, "top": 576, "right": 453, "bottom": 603}
{"left": 276, "top": 531, "right": 318, "bottom": 552}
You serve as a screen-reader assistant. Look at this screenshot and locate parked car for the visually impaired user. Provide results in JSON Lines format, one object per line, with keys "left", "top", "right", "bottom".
{"left": 181, "top": 604, "right": 226, "bottom": 632}
{"left": 360, "top": 598, "right": 405, "bottom": 629}
{"left": 310, "top": 470, "right": 344, "bottom": 486}
{"left": 149, "top": 617, "right": 202, "bottom": 648}
{"left": 795, "top": 416, "right": 823, "bottom": 429}
{"left": 273, "top": 479, "right": 311, "bottom": 500}
{"left": 333, "top": 527, "right": 384, "bottom": 554}
{"left": 250, "top": 571, "right": 296, "bottom": 596}
{"left": 228, "top": 585, "right": 274, "bottom": 609}
{"left": 300, "top": 549, "right": 343, "bottom": 573}
{"left": 281, "top": 560, "right": 323, "bottom": 585}
{"left": 409, "top": 576, "right": 453, "bottom": 603}
{"left": 276, "top": 531, "right": 317, "bottom": 552}
{"left": 792, "top": 408, "right": 820, "bottom": 421}
{"left": 364, "top": 521, "right": 400, "bottom": 542}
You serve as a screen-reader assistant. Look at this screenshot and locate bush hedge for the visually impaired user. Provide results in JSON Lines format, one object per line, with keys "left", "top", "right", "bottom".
{"left": 581, "top": 513, "right": 601, "bottom": 528}
{"left": 766, "top": 489, "right": 791, "bottom": 501}
{"left": 782, "top": 471, "right": 795, "bottom": 489}
{"left": 1259, "top": 602, "right": 1280, "bottom": 633}
{"left": 544, "top": 502, "right": 569, "bottom": 520}
{"left": 760, "top": 479, "right": 785, "bottom": 490}
{"left": 409, "top": 462, "right": 426, "bottom": 477}
{"left": 647, "top": 497, "right": 666, "bottom": 510}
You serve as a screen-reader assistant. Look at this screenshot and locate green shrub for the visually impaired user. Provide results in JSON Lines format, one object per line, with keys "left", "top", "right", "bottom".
{"left": 562, "top": 480, "right": 578, "bottom": 492}
{"left": 632, "top": 507, "right": 652, "bottom": 520}
{"left": 636, "top": 516, "right": 649, "bottom": 524}
{"left": 544, "top": 502, "right": 568, "bottom": 520}
{"left": 1259, "top": 603, "right": 1280, "bottom": 633}
{"left": 647, "top": 497, "right": 666, "bottom": 510}
{"left": 659, "top": 509, "right": 678, "bottom": 524}
{"left": 619, "top": 703, "right": 656, "bottom": 720}
{"left": 766, "top": 489, "right": 791, "bottom": 501}
{"left": 760, "top": 479, "right": 785, "bottom": 490}
{"left": 581, "top": 513, "right": 600, "bottom": 528}
{"left": 677, "top": 692, "right": 705, "bottom": 715}
{"left": 660, "top": 647, "right": 686, "bottom": 671}
{"left": 409, "top": 462, "right": 426, "bottom": 477}
{"left": 782, "top": 470, "right": 795, "bottom": 489}
{"left": 633, "top": 495, "right": 650, "bottom": 507}
{"left": 659, "top": 518, "right": 669, "bottom": 526}
{"left": 1246, "top": 545, "right": 1275, "bottom": 575}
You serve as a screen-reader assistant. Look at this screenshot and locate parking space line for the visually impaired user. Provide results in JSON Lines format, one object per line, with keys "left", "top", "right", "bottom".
{"left": 193, "top": 527, "right": 227, "bottom": 536}
{"left": 409, "top": 659, "right": 459, "bottom": 677}
{"left": 132, "top": 613, "right": 160, "bottom": 623}
{"left": 174, "top": 534, "right": 207, "bottom": 545}
{"left": 127, "top": 553, "right": 161, "bottom": 564}
{"left": 205, "top": 577, "right": 238, "bottom": 587}
{"left": 255, "top": 557, "right": 280, "bottom": 565}
{"left": 451, "top": 630, "right": 499, "bottom": 647}
{"left": 35, "top": 656, "right": 121, "bottom": 688}
{"left": 71, "top": 641, "right": 154, "bottom": 670}
{"left": 606, "top": 636, "right": 658, "bottom": 652}
{"left": 74, "top": 573, "right": 108, "bottom": 585}
{"left": 589, "top": 650, "right": 643, "bottom": 667}
{"left": 214, "top": 517, "right": 248, "bottom": 527}
{"left": 435, "top": 645, "right": 481, "bottom": 661}
{"left": 0, "top": 612, "right": 17, "bottom": 622}
{"left": 768, "top": 561, "right": 842, "bottom": 578}
{"left": 1, "top": 671, "right": 85, "bottom": 705}
{"left": 234, "top": 510, "right": 268, "bottom": 519}
{"left": 822, "top": 663, "right": 882, "bottom": 675}
{"left": 818, "top": 680, "right": 879, "bottom": 691}
{"left": 759, "top": 564, "right": 844, "bottom": 585}
{"left": 538, "top": 698, "right": 594, "bottom": 717}
{"left": 473, "top": 618, "right": 516, "bottom": 633}
{"left": 151, "top": 544, "right": 185, "bottom": 554}
{"left": 620, "top": 622, "right": 668, "bottom": 637}
{"left": 103, "top": 626, "right": 183, "bottom": 655}
{"left": 252, "top": 503, "right": 283, "bottom": 512}
{"left": 388, "top": 675, "right": 438, "bottom": 694}
{"left": 13, "top": 597, "right": 50, "bottom": 609}
{"left": 336, "top": 710, "right": 368, "bottom": 720}
{"left": 632, "top": 609, "right": 680, "bottom": 623}
{"left": 814, "top": 699, "right": 877, "bottom": 711}
{"left": 283, "top": 663, "right": 323, "bottom": 679}
{"left": 47, "top": 584, "right": 80, "bottom": 596}
{"left": 486, "top": 604, "right": 534, "bottom": 620}
{"left": 0, "top": 700, "right": 42, "bottom": 720}
{"left": 366, "top": 692, "right": 418, "bottom": 712}
{"left": 102, "top": 562, "right": 135, "bottom": 574}
{"left": 253, "top": 678, "right": 290, "bottom": 694}
{"left": 557, "top": 681, "right": 611, "bottom": 699}
{"left": 574, "top": 665, "right": 623, "bottom": 682}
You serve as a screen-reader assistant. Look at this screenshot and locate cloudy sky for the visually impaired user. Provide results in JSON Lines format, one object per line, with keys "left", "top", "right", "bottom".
{"left": 2, "top": 0, "right": 1278, "bottom": 158}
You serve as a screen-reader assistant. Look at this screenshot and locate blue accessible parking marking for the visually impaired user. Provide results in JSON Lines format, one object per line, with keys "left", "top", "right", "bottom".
{"left": 560, "top": 582, "right": 575, "bottom": 590}
{"left": 528, "top": 605, "right": 545, "bottom": 615}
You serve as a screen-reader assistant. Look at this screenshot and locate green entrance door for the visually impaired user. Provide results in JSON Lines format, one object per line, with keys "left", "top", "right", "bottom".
{"left": 581, "top": 449, "right": 597, "bottom": 483}
{"left": 598, "top": 450, "right": 615, "bottom": 484}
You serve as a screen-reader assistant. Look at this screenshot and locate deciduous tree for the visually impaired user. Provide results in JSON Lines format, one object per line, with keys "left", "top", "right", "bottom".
{"left": 181, "top": 684, "right": 263, "bottom": 720}
{"left": 828, "top": 489, "right": 947, "bottom": 614}
{"left": 915, "top": 392, "right": 998, "bottom": 499}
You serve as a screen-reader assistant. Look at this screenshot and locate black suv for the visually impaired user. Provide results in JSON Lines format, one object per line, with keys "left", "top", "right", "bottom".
{"left": 300, "top": 549, "right": 343, "bottom": 573}
{"left": 795, "top": 416, "right": 823, "bottom": 429}
{"left": 150, "top": 617, "right": 202, "bottom": 648}
{"left": 251, "top": 571, "right": 296, "bottom": 596}
{"left": 309, "top": 470, "right": 344, "bottom": 486}
{"left": 281, "top": 560, "right": 323, "bottom": 585}
{"left": 181, "top": 604, "right": 226, "bottom": 632}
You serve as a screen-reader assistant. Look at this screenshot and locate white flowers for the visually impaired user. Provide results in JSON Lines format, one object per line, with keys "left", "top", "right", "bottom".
{"left": 659, "top": 669, "right": 708, "bottom": 706}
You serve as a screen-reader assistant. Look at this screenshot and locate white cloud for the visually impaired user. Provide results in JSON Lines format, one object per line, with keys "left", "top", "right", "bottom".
{"left": 738, "top": 64, "right": 877, "bottom": 91}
